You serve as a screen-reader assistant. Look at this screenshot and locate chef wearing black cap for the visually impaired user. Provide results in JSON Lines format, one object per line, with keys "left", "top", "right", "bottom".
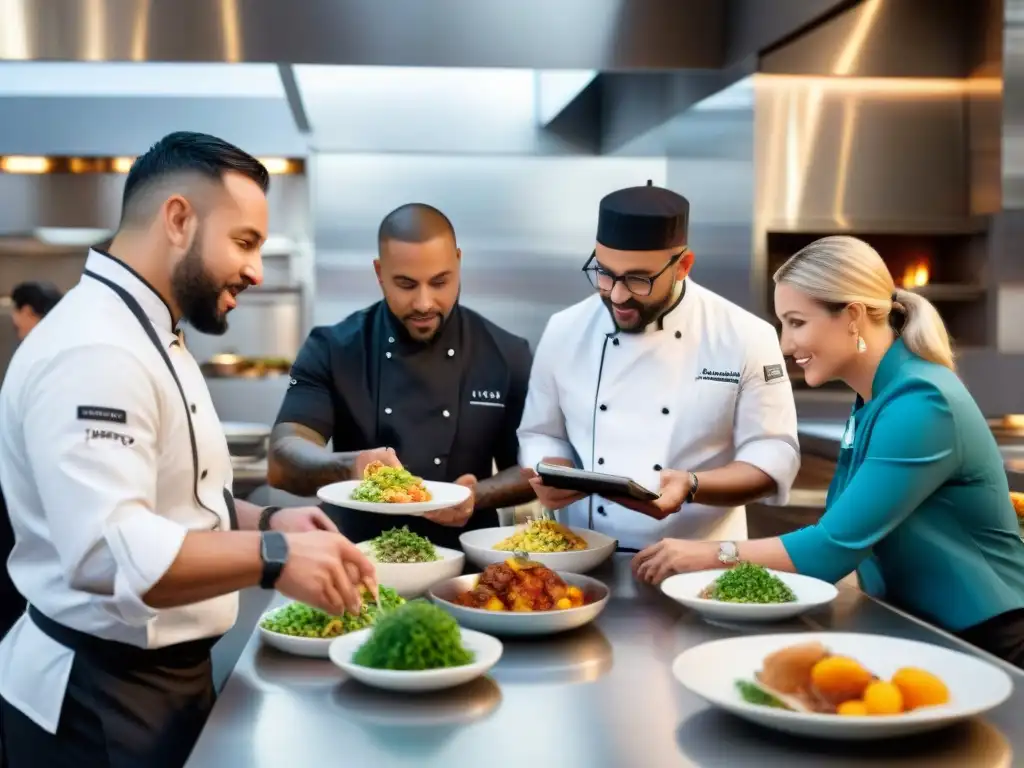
{"left": 268, "top": 203, "right": 536, "bottom": 550}
{"left": 518, "top": 182, "right": 800, "bottom": 552}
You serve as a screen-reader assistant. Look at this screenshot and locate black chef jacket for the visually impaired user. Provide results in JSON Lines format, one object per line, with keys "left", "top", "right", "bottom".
{"left": 275, "top": 301, "right": 533, "bottom": 550}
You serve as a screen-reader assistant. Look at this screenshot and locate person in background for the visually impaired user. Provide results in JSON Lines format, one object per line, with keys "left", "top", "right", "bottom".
{"left": 518, "top": 182, "right": 800, "bottom": 552}
{"left": 0, "top": 131, "right": 376, "bottom": 768}
{"left": 10, "top": 281, "right": 63, "bottom": 340}
{"left": 268, "top": 203, "right": 535, "bottom": 549}
{"left": 633, "top": 235, "right": 1024, "bottom": 668}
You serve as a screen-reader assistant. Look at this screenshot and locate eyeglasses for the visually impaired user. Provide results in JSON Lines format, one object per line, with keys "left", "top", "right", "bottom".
{"left": 581, "top": 249, "right": 686, "bottom": 297}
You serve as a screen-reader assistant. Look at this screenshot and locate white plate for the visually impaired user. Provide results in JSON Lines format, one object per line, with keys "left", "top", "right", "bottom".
{"left": 661, "top": 569, "right": 838, "bottom": 622}
{"left": 459, "top": 526, "right": 617, "bottom": 574}
{"left": 356, "top": 541, "right": 465, "bottom": 598}
{"left": 318, "top": 479, "right": 471, "bottom": 515}
{"left": 429, "top": 572, "right": 611, "bottom": 637}
{"left": 258, "top": 604, "right": 374, "bottom": 658}
{"left": 673, "top": 632, "right": 1014, "bottom": 740}
{"left": 329, "top": 627, "right": 503, "bottom": 692}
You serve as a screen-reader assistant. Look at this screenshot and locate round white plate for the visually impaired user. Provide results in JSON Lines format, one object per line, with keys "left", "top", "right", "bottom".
{"left": 459, "top": 526, "right": 617, "bottom": 574}
{"left": 356, "top": 542, "right": 465, "bottom": 598}
{"left": 661, "top": 569, "right": 838, "bottom": 622}
{"left": 429, "top": 572, "right": 610, "bottom": 637}
{"left": 673, "top": 632, "right": 1014, "bottom": 740}
{"left": 258, "top": 604, "right": 371, "bottom": 658}
{"left": 317, "top": 479, "right": 470, "bottom": 515}
{"left": 329, "top": 627, "right": 503, "bottom": 692}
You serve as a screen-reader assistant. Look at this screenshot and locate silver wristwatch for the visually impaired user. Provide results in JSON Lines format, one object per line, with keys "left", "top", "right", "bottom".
{"left": 717, "top": 540, "right": 740, "bottom": 566}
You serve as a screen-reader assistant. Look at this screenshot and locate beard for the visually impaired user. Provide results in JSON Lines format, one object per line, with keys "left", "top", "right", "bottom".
{"left": 171, "top": 237, "right": 243, "bottom": 335}
{"left": 602, "top": 285, "right": 679, "bottom": 334}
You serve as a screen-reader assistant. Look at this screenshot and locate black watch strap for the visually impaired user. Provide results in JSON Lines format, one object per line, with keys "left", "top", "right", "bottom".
{"left": 259, "top": 531, "right": 289, "bottom": 590}
{"left": 685, "top": 472, "right": 699, "bottom": 504}
{"left": 258, "top": 505, "right": 283, "bottom": 532}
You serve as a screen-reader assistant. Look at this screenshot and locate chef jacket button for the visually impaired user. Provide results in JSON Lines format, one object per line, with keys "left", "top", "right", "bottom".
{"left": 674, "top": 330, "right": 682, "bottom": 339}
{"left": 653, "top": 464, "right": 662, "bottom": 471}
{"left": 201, "top": 469, "right": 208, "bottom": 479}
{"left": 447, "top": 348, "right": 455, "bottom": 357}
{"left": 190, "top": 403, "right": 197, "bottom": 414}
{"left": 388, "top": 336, "right": 395, "bottom": 343}
{"left": 443, "top": 409, "right": 450, "bottom": 418}
{"left": 599, "top": 404, "right": 607, "bottom": 411}
{"left": 612, "top": 338, "right": 620, "bottom": 346}
{"left": 597, "top": 505, "right": 607, "bottom": 517}
{"left": 434, "top": 457, "right": 442, "bottom": 465}
{"left": 384, "top": 407, "right": 393, "bottom": 415}
{"left": 598, "top": 457, "right": 605, "bottom": 465}
{"left": 386, "top": 351, "right": 392, "bottom": 359}
{"left": 661, "top": 407, "right": 669, "bottom": 415}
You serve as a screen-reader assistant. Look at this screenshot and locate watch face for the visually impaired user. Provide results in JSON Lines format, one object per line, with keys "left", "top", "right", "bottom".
{"left": 262, "top": 532, "right": 289, "bottom": 563}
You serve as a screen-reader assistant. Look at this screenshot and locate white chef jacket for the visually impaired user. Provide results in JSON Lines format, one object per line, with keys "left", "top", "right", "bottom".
{"left": 0, "top": 249, "right": 237, "bottom": 734}
{"left": 517, "top": 280, "right": 800, "bottom": 551}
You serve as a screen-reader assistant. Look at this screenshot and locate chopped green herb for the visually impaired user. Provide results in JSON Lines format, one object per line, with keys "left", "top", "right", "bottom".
{"left": 736, "top": 679, "right": 790, "bottom": 709}
{"left": 260, "top": 586, "right": 405, "bottom": 638}
{"left": 702, "top": 562, "right": 796, "bottom": 604}
{"left": 352, "top": 600, "right": 474, "bottom": 670}
{"left": 369, "top": 526, "right": 439, "bottom": 564}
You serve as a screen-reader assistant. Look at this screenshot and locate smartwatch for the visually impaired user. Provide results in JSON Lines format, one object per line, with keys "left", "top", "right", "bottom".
{"left": 258, "top": 505, "right": 283, "bottom": 532}
{"left": 717, "top": 540, "right": 740, "bottom": 566}
{"left": 259, "top": 531, "right": 289, "bottom": 589}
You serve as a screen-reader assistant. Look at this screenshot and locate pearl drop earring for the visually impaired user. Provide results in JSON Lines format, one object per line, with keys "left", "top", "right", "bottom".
{"left": 857, "top": 335, "right": 867, "bottom": 353}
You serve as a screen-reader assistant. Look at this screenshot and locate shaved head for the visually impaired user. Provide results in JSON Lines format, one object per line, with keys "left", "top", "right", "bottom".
{"left": 377, "top": 203, "right": 456, "bottom": 253}
{"left": 374, "top": 203, "right": 461, "bottom": 342}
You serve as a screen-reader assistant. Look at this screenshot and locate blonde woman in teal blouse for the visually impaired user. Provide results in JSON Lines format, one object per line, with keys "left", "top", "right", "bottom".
{"left": 633, "top": 235, "right": 1024, "bottom": 667}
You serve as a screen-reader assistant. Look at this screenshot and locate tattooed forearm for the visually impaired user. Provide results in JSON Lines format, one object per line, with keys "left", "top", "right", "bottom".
{"left": 474, "top": 466, "right": 536, "bottom": 511}
{"left": 267, "top": 422, "right": 357, "bottom": 497}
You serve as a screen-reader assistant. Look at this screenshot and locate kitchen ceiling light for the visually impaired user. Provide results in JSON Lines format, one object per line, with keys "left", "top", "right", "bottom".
{"left": 0, "top": 156, "right": 50, "bottom": 173}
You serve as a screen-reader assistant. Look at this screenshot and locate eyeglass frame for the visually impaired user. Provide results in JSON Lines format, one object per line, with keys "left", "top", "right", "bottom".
{"left": 581, "top": 248, "right": 688, "bottom": 297}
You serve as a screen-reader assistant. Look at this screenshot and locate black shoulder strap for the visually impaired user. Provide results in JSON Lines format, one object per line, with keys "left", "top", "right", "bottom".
{"left": 83, "top": 269, "right": 237, "bottom": 531}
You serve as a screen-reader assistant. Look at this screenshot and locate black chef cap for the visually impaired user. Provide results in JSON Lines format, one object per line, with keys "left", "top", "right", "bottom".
{"left": 596, "top": 180, "right": 689, "bottom": 251}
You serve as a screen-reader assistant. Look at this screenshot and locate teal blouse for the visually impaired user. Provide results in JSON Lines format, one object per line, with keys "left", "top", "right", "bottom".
{"left": 782, "top": 339, "right": 1024, "bottom": 632}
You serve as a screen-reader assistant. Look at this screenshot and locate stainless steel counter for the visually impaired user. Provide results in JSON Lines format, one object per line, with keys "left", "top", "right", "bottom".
{"left": 187, "top": 555, "right": 1023, "bottom": 768}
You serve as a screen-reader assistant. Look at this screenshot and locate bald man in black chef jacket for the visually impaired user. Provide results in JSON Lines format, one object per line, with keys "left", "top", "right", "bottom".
{"left": 268, "top": 203, "right": 536, "bottom": 549}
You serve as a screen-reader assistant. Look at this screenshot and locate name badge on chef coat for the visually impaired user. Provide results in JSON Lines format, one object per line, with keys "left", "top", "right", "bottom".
{"left": 841, "top": 414, "right": 856, "bottom": 449}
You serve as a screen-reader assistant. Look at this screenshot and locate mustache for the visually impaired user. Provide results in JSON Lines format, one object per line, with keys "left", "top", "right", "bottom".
{"left": 404, "top": 312, "right": 441, "bottom": 322}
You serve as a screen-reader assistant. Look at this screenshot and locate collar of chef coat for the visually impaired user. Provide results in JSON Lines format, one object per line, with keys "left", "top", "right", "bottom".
{"left": 597, "top": 278, "right": 691, "bottom": 339}
{"left": 381, "top": 301, "right": 462, "bottom": 355}
{"left": 85, "top": 249, "right": 182, "bottom": 348}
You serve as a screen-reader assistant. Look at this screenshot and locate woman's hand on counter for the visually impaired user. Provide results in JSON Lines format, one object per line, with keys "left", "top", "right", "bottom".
{"left": 631, "top": 538, "right": 717, "bottom": 585}
{"left": 269, "top": 507, "right": 339, "bottom": 533}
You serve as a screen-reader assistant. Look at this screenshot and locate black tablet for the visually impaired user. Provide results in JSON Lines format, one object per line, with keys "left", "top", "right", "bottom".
{"left": 535, "top": 462, "right": 660, "bottom": 502}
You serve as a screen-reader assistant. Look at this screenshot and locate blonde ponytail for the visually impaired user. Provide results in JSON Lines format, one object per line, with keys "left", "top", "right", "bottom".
{"left": 774, "top": 235, "right": 956, "bottom": 371}
{"left": 891, "top": 288, "right": 955, "bottom": 370}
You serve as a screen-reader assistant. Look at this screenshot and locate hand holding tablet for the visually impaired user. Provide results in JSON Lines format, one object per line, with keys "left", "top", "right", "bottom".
{"left": 533, "top": 462, "right": 660, "bottom": 503}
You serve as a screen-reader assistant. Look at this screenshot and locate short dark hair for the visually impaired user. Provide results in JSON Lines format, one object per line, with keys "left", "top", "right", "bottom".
{"left": 11, "top": 281, "right": 63, "bottom": 318}
{"left": 377, "top": 203, "right": 456, "bottom": 249}
{"left": 120, "top": 131, "right": 270, "bottom": 226}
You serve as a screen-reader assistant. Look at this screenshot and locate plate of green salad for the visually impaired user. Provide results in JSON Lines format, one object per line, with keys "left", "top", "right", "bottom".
{"left": 317, "top": 462, "right": 470, "bottom": 515}
{"left": 356, "top": 526, "right": 465, "bottom": 598}
{"left": 660, "top": 562, "right": 838, "bottom": 622}
{"left": 329, "top": 599, "right": 503, "bottom": 692}
{"left": 258, "top": 586, "right": 406, "bottom": 658}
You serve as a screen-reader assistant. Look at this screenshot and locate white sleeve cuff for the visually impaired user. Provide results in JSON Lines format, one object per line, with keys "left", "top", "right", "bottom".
{"left": 104, "top": 514, "right": 188, "bottom": 626}
{"left": 734, "top": 439, "right": 801, "bottom": 506}
{"left": 518, "top": 435, "right": 575, "bottom": 470}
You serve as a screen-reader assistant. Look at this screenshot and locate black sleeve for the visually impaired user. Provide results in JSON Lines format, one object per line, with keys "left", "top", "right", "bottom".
{"left": 493, "top": 337, "right": 534, "bottom": 471}
{"left": 274, "top": 326, "right": 336, "bottom": 441}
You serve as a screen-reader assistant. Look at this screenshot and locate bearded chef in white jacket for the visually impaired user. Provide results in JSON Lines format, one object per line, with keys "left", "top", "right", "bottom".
{"left": 518, "top": 182, "right": 800, "bottom": 553}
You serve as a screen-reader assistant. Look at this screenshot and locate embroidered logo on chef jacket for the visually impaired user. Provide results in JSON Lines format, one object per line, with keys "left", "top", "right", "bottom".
{"left": 694, "top": 367, "right": 740, "bottom": 384}
{"left": 763, "top": 364, "right": 786, "bottom": 384}
{"left": 84, "top": 428, "right": 135, "bottom": 447}
{"left": 469, "top": 389, "right": 504, "bottom": 407}
{"left": 76, "top": 405, "right": 127, "bottom": 424}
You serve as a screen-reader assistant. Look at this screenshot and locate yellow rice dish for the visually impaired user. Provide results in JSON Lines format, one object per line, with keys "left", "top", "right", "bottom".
{"left": 493, "top": 520, "right": 588, "bottom": 553}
